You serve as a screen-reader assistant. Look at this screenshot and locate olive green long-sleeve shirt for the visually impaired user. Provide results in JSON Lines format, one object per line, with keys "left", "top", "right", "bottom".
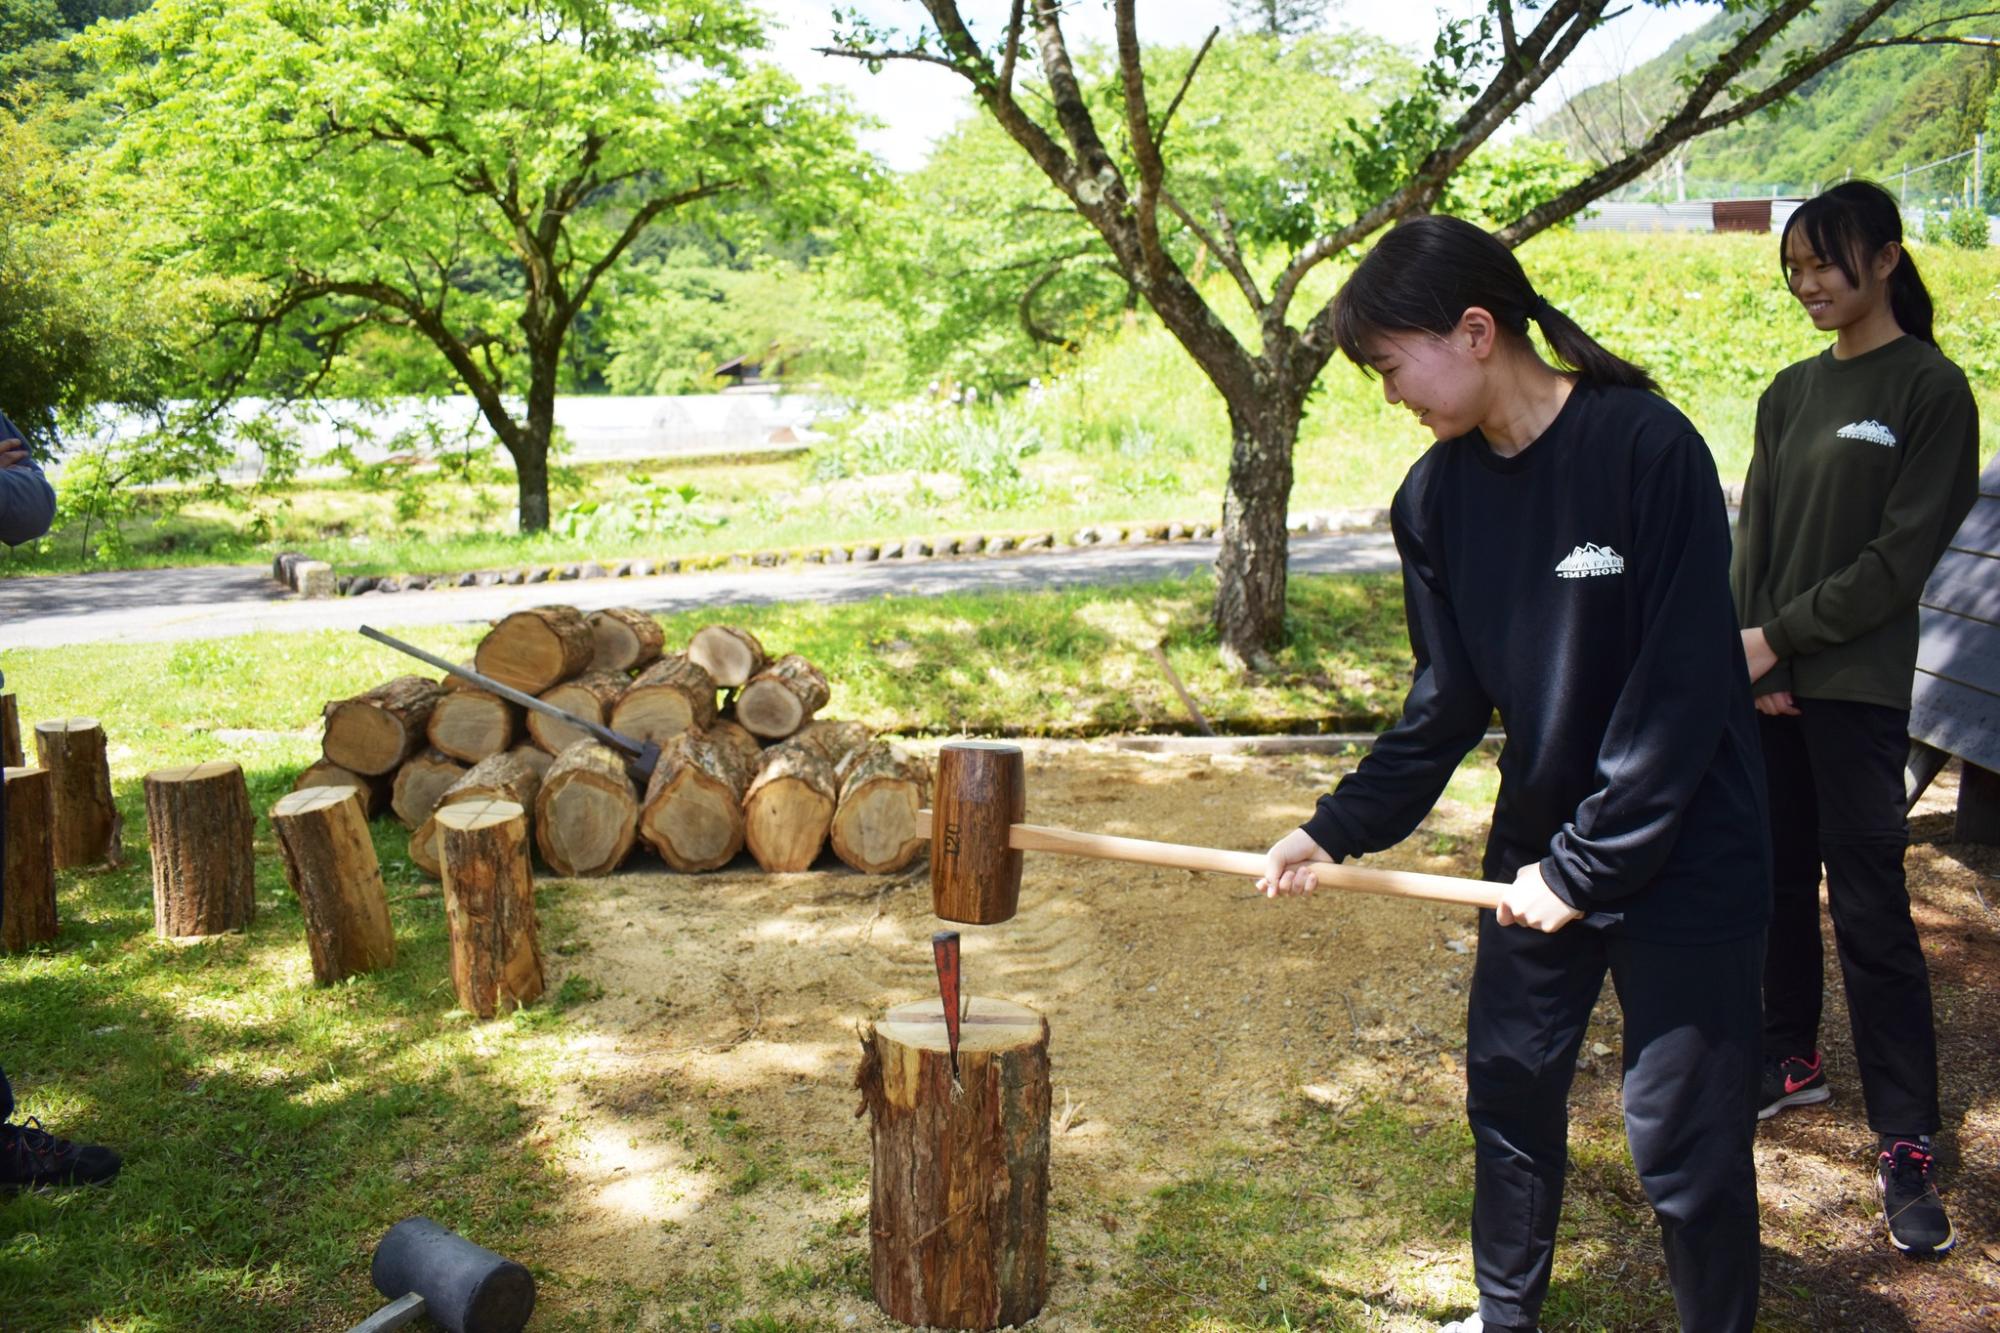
{"left": 1730, "top": 335, "right": 1978, "bottom": 708}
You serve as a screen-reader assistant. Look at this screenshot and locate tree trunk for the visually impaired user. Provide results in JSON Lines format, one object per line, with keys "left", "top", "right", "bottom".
{"left": 515, "top": 431, "right": 552, "bottom": 534}
{"left": 391, "top": 750, "right": 470, "bottom": 830}
{"left": 1, "top": 692, "right": 21, "bottom": 767}
{"left": 831, "top": 742, "right": 932, "bottom": 875}
{"left": 743, "top": 739, "right": 840, "bottom": 873}
{"left": 436, "top": 798, "right": 545, "bottom": 1016}
{"left": 144, "top": 760, "right": 256, "bottom": 938}
{"left": 529, "top": 668, "right": 630, "bottom": 756}
{"left": 1213, "top": 395, "right": 1303, "bottom": 669}
{"left": 735, "top": 654, "right": 831, "bottom": 741}
{"left": 293, "top": 760, "right": 390, "bottom": 820}
{"left": 475, "top": 606, "right": 593, "bottom": 695}
{"left": 426, "top": 689, "right": 521, "bottom": 765}
{"left": 33, "top": 717, "right": 122, "bottom": 869}
{"left": 588, "top": 608, "right": 666, "bottom": 675}
{"left": 323, "top": 676, "right": 446, "bottom": 777}
{"left": 534, "top": 740, "right": 639, "bottom": 877}
{"left": 411, "top": 749, "right": 544, "bottom": 879}
{"left": 687, "top": 625, "right": 768, "bottom": 689}
{"left": 857, "top": 995, "right": 1050, "bottom": 1330}
{"left": 270, "top": 785, "right": 395, "bottom": 984}
{"left": 2, "top": 766, "right": 57, "bottom": 951}
{"left": 611, "top": 654, "right": 718, "bottom": 745}
{"left": 638, "top": 726, "right": 760, "bottom": 872}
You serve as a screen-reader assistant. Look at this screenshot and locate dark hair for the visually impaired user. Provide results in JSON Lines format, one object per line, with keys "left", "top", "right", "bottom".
{"left": 1332, "top": 214, "right": 1657, "bottom": 392}
{"left": 1780, "top": 180, "right": 1936, "bottom": 347}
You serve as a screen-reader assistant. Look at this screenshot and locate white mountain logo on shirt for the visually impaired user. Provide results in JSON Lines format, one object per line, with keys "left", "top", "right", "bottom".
{"left": 1836, "top": 419, "right": 1898, "bottom": 447}
{"left": 1554, "top": 543, "right": 1625, "bottom": 578}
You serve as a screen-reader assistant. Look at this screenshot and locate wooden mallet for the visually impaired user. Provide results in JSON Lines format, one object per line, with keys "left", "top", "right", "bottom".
{"left": 925, "top": 740, "right": 1505, "bottom": 925}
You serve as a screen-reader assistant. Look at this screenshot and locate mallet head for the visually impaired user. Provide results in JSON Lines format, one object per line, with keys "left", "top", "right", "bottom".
{"left": 369, "top": 1216, "right": 535, "bottom": 1333}
{"left": 930, "top": 740, "right": 1026, "bottom": 925}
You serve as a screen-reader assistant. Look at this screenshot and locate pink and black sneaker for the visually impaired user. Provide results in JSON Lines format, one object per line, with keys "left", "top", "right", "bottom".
{"left": 1757, "top": 1050, "right": 1831, "bottom": 1120}
{"left": 1878, "top": 1137, "right": 1955, "bottom": 1258}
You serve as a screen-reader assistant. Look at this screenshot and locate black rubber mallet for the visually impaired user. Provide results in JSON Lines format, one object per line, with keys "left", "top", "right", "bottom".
{"left": 346, "top": 1216, "right": 536, "bottom": 1333}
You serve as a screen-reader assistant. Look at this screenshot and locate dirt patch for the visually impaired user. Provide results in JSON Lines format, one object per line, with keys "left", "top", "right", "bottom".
{"left": 517, "top": 743, "right": 2000, "bottom": 1331}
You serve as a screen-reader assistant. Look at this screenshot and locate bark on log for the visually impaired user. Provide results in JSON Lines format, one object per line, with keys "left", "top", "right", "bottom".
{"left": 1, "top": 693, "right": 21, "bottom": 767}
{"left": 426, "top": 689, "right": 520, "bottom": 764}
{"left": 2, "top": 766, "right": 57, "bottom": 951}
{"left": 293, "top": 760, "right": 390, "bottom": 820}
{"left": 743, "top": 739, "right": 839, "bottom": 873}
{"left": 528, "top": 668, "right": 630, "bottom": 755}
{"left": 735, "top": 654, "right": 830, "bottom": 741}
{"left": 588, "top": 607, "right": 665, "bottom": 674}
{"left": 390, "top": 750, "right": 469, "bottom": 830}
{"left": 270, "top": 786, "right": 395, "bottom": 984}
{"left": 437, "top": 799, "right": 545, "bottom": 1017}
{"left": 508, "top": 744, "right": 555, "bottom": 783}
{"left": 857, "top": 996, "right": 1050, "bottom": 1330}
{"left": 411, "top": 750, "right": 544, "bottom": 879}
{"left": 611, "top": 654, "right": 717, "bottom": 745}
{"left": 534, "top": 741, "right": 639, "bottom": 877}
{"left": 323, "top": 676, "right": 446, "bottom": 777}
{"left": 794, "top": 719, "right": 873, "bottom": 772}
{"left": 638, "top": 727, "right": 759, "bottom": 872}
{"left": 475, "top": 605, "right": 593, "bottom": 694}
{"left": 144, "top": 761, "right": 255, "bottom": 938}
{"left": 687, "top": 625, "right": 768, "bottom": 688}
{"left": 831, "top": 742, "right": 933, "bottom": 875}
{"left": 34, "top": 718, "right": 122, "bottom": 869}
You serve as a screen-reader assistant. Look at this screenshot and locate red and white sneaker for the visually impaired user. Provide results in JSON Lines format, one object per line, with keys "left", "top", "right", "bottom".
{"left": 1757, "top": 1050, "right": 1831, "bottom": 1120}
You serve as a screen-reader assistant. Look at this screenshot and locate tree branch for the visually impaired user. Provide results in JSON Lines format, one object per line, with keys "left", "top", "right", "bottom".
{"left": 1162, "top": 190, "right": 1263, "bottom": 311}
{"left": 1156, "top": 25, "right": 1220, "bottom": 154}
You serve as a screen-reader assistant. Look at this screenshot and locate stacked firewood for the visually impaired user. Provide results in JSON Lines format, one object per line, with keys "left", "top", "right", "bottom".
{"left": 298, "top": 606, "right": 931, "bottom": 880}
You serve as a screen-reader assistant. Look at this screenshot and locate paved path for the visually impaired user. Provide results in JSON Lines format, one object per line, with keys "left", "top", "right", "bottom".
{"left": 0, "top": 532, "right": 1400, "bottom": 649}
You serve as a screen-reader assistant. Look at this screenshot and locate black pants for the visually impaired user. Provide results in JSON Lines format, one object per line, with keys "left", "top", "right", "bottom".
{"left": 1466, "top": 915, "right": 1763, "bottom": 1333}
{"left": 1758, "top": 700, "right": 1939, "bottom": 1136}
{"left": 1, "top": 772, "right": 11, "bottom": 1119}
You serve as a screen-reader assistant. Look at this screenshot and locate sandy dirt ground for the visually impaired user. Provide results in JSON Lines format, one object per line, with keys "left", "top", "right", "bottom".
{"left": 513, "top": 741, "right": 2000, "bottom": 1332}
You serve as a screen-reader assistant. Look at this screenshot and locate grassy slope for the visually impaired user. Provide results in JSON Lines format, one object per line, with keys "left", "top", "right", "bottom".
{"left": 5, "top": 232, "right": 1995, "bottom": 583}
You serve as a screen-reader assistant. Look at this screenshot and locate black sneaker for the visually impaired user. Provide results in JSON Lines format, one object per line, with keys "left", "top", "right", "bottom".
{"left": 1877, "top": 1138, "right": 1954, "bottom": 1258}
{"left": 1757, "top": 1050, "right": 1831, "bottom": 1120}
{"left": 0, "top": 1117, "right": 122, "bottom": 1190}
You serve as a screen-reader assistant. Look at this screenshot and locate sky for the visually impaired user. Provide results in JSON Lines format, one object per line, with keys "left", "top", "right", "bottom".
{"left": 756, "top": 1, "right": 1719, "bottom": 172}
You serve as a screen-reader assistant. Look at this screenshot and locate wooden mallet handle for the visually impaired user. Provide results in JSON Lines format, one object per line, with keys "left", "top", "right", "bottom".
{"left": 922, "top": 811, "right": 1504, "bottom": 911}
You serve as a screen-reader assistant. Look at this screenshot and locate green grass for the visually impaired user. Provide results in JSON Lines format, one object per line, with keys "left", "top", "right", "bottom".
{"left": 12, "top": 232, "right": 1994, "bottom": 582}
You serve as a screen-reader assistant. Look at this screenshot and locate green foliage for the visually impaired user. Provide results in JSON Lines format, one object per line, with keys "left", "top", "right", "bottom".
{"left": 553, "top": 475, "right": 726, "bottom": 543}
{"left": 811, "top": 398, "right": 1045, "bottom": 512}
{"left": 1931, "top": 208, "right": 1992, "bottom": 250}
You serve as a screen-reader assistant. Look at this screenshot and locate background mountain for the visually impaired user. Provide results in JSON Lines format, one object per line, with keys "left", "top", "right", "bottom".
{"left": 1540, "top": 0, "right": 2000, "bottom": 204}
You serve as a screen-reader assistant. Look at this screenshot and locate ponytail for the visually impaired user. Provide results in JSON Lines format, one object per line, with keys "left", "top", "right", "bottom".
{"left": 1333, "top": 215, "right": 1657, "bottom": 392}
{"left": 1781, "top": 180, "right": 1937, "bottom": 347}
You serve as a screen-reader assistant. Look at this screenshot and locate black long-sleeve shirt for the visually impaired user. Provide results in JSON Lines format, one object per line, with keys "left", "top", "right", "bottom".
{"left": 1301, "top": 383, "right": 1770, "bottom": 943}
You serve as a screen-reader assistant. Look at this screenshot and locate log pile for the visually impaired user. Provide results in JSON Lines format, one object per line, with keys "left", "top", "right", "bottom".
{"left": 302, "top": 607, "right": 930, "bottom": 878}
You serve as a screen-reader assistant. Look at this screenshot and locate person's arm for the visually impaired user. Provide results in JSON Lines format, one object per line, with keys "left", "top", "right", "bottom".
{"left": 1540, "top": 433, "right": 1742, "bottom": 911}
{"left": 1730, "top": 385, "right": 1792, "bottom": 695}
{"left": 0, "top": 413, "right": 57, "bottom": 546}
{"left": 1763, "top": 371, "right": 1978, "bottom": 660}
{"left": 1295, "top": 487, "right": 1495, "bottom": 862}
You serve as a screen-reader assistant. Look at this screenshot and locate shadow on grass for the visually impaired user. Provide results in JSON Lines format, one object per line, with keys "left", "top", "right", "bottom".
{"left": 0, "top": 758, "right": 571, "bottom": 1331}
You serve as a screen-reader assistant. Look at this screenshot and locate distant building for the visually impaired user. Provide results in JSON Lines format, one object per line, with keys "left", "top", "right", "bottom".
{"left": 712, "top": 355, "right": 764, "bottom": 387}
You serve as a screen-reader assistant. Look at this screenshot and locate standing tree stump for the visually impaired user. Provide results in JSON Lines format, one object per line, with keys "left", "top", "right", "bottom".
{"left": 587, "top": 607, "right": 665, "bottom": 674}
{"left": 534, "top": 741, "right": 639, "bottom": 877}
{"left": 735, "top": 654, "right": 830, "bottom": 740}
{"left": 857, "top": 996, "right": 1050, "bottom": 1330}
{"left": 1, "top": 693, "right": 22, "bottom": 767}
{"left": 323, "top": 676, "right": 445, "bottom": 776}
{"left": 744, "top": 739, "right": 840, "bottom": 872}
{"left": 438, "top": 799, "right": 545, "bottom": 1017}
{"left": 411, "top": 750, "right": 544, "bottom": 878}
{"left": 271, "top": 786, "right": 395, "bottom": 984}
{"left": 144, "top": 761, "right": 255, "bottom": 938}
{"left": 3, "top": 766, "right": 58, "bottom": 951}
{"left": 529, "top": 668, "right": 630, "bottom": 755}
{"left": 687, "top": 625, "right": 768, "bottom": 688}
{"left": 611, "top": 654, "right": 717, "bottom": 745}
{"left": 831, "top": 743, "right": 932, "bottom": 875}
{"left": 293, "top": 759, "right": 390, "bottom": 819}
{"left": 475, "top": 605, "right": 593, "bottom": 694}
{"left": 426, "top": 689, "right": 520, "bottom": 764}
{"left": 35, "top": 718, "right": 122, "bottom": 869}
{"left": 390, "top": 750, "right": 469, "bottom": 830}
{"left": 638, "top": 724, "right": 761, "bottom": 871}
